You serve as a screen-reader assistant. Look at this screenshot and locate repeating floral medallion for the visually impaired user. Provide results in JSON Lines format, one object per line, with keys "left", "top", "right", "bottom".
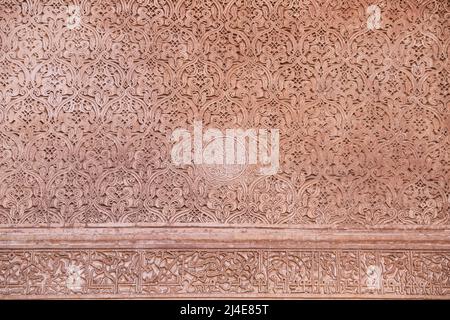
{"left": 0, "top": 0, "right": 449, "bottom": 298}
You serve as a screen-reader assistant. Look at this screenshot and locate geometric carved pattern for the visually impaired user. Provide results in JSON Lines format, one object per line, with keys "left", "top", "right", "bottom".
{"left": 1, "top": 249, "right": 449, "bottom": 298}
{"left": 0, "top": 0, "right": 448, "bottom": 227}
{"left": 1, "top": 0, "right": 449, "bottom": 299}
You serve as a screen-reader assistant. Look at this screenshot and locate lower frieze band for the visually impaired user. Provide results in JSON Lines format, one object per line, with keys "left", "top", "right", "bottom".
{"left": 1, "top": 249, "right": 449, "bottom": 298}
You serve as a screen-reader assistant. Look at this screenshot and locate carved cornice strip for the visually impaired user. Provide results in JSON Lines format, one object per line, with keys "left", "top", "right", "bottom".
{"left": 2, "top": 227, "right": 450, "bottom": 249}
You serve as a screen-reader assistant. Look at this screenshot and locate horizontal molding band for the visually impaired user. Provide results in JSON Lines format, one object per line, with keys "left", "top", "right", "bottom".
{"left": 2, "top": 223, "right": 450, "bottom": 230}
{"left": 2, "top": 227, "right": 450, "bottom": 249}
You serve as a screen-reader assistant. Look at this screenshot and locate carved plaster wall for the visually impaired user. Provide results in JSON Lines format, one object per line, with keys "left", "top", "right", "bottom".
{"left": 0, "top": 0, "right": 449, "bottom": 298}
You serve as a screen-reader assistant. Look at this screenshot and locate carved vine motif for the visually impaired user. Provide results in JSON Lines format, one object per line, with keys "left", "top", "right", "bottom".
{"left": 0, "top": 249, "right": 449, "bottom": 298}
{"left": 0, "top": 0, "right": 448, "bottom": 227}
{"left": 0, "top": 0, "right": 449, "bottom": 299}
